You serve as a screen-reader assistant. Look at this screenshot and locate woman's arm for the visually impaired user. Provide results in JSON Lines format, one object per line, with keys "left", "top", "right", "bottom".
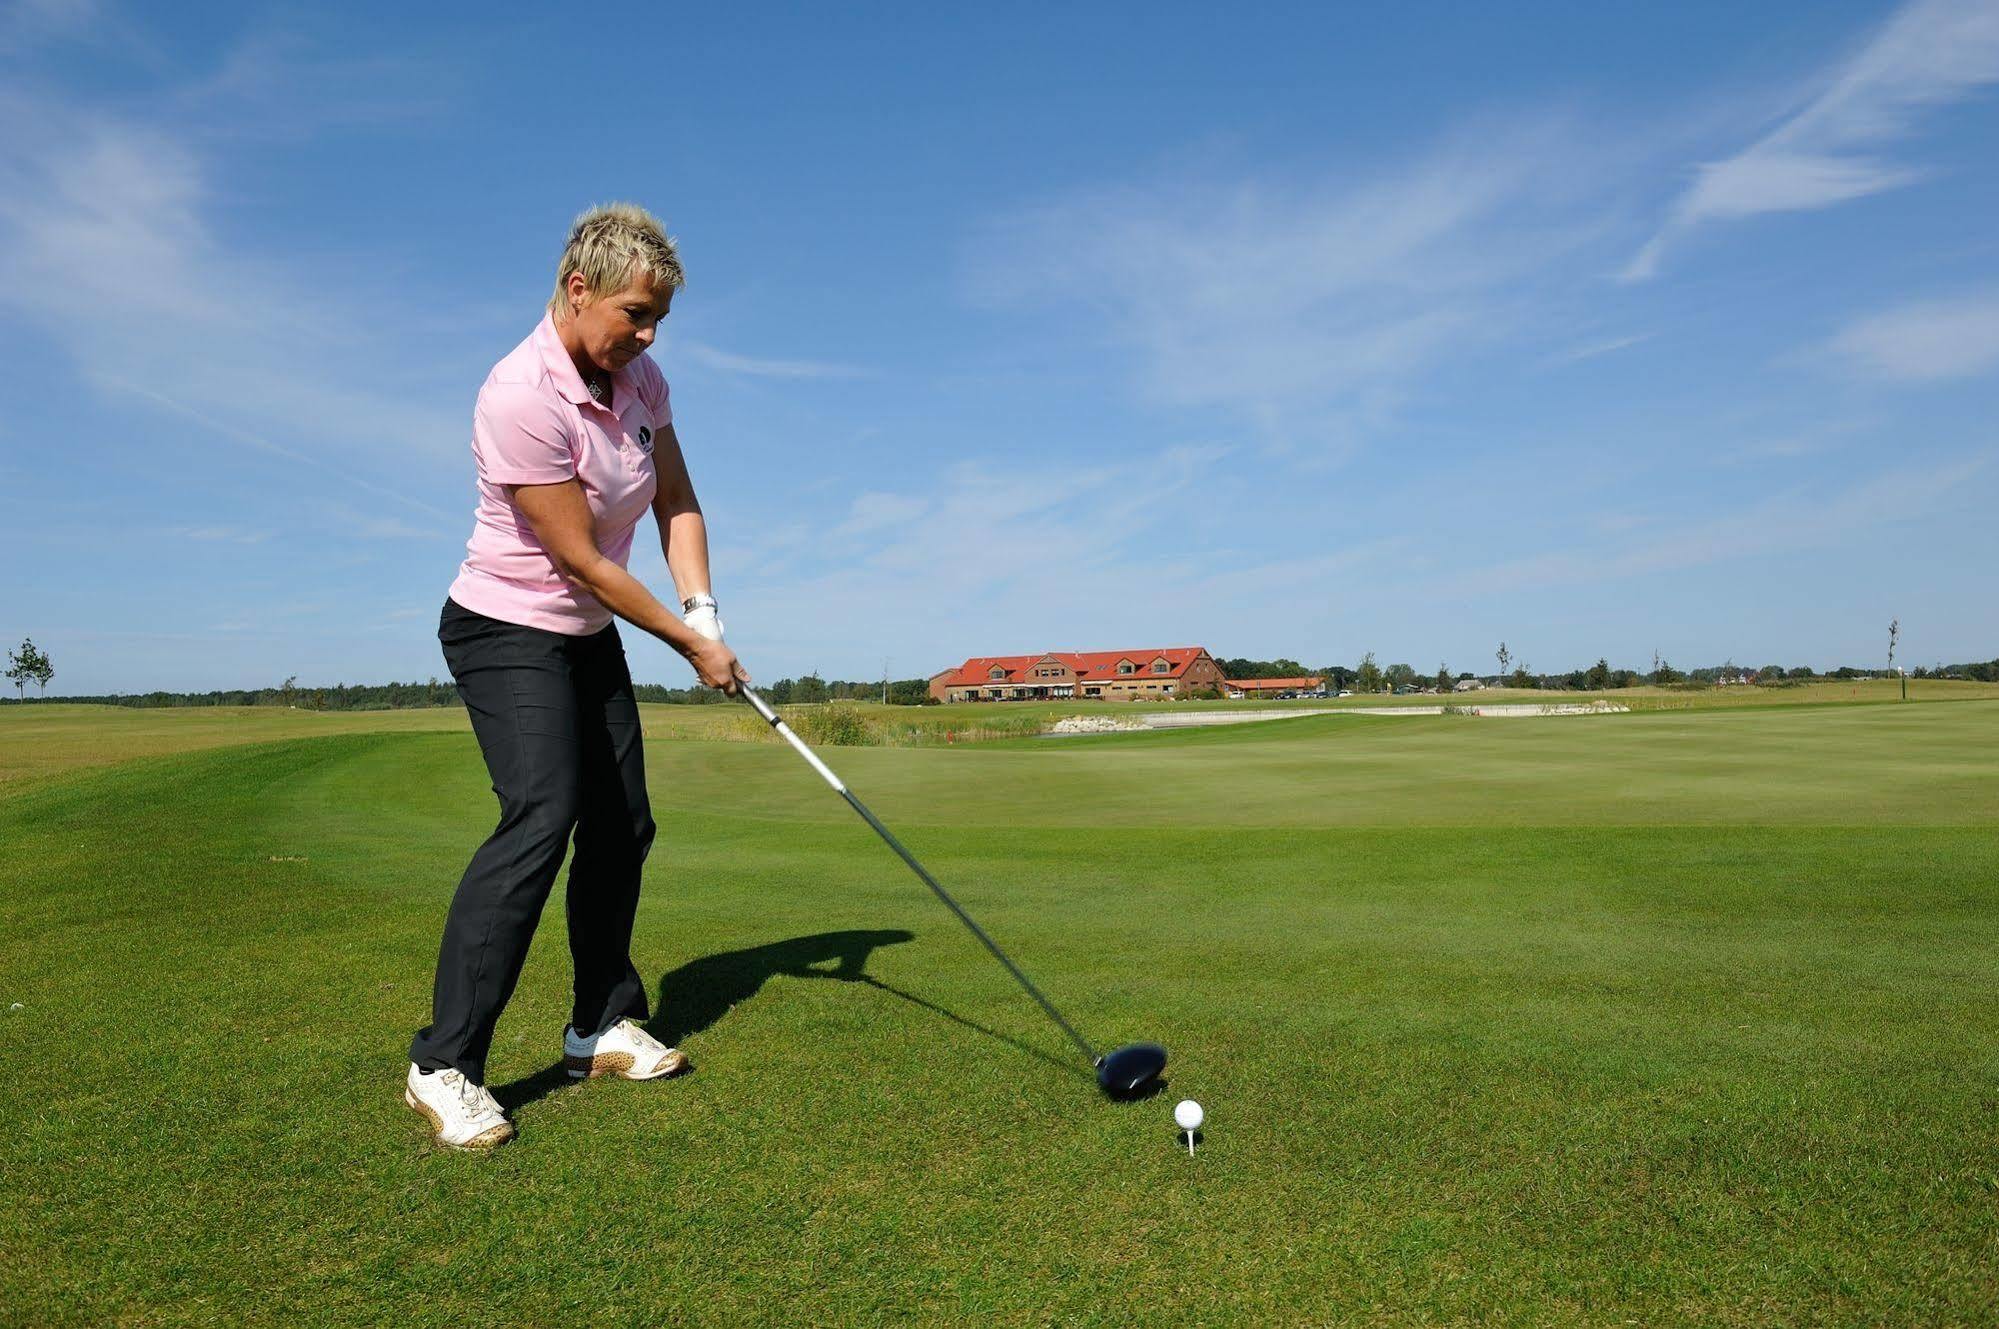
{"left": 509, "top": 478, "right": 748, "bottom": 693}
{"left": 649, "top": 422, "right": 712, "bottom": 602}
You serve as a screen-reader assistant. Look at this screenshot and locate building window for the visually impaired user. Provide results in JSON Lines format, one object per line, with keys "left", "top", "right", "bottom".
{"left": 989, "top": 666, "right": 1004, "bottom": 681}
{"left": 1153, "top": 660, "right": 1170, "bottom": 673}
{"left": 1118, "top": 661, "right": 1135, "bottom": 675}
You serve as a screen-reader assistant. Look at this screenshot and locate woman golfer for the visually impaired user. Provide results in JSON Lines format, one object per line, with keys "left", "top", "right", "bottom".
{"left": 405, "top": 204, "right": 747, "bottom": 1149}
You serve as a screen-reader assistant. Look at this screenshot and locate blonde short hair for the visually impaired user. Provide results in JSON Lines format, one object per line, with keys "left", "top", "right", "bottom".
{"left": 548, "top": 203, "right": 684, "bottom": 320}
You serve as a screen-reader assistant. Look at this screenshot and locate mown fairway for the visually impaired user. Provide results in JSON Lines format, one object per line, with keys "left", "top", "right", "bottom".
{"left": 2, "top": 702, "right": 1996, "bottom": 1324}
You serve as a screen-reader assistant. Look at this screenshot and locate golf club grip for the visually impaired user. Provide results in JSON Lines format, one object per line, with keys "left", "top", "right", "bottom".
{"left": 736, "top": 689, "right": 1100, "bottom": 1065}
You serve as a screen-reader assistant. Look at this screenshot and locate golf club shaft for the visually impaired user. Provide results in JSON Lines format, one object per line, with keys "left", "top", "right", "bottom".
{"left": 740, "top": 687, "right": 1100, "bottom": 1065}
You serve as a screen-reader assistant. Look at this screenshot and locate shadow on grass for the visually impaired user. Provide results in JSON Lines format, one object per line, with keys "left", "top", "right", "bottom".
{"left": 493, "top": 928, "right": 1086, "bottom": 1109}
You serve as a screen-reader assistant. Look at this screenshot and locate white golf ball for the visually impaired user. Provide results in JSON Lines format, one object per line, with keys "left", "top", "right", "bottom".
{"left": 1174, "top": 1099, "right": 1204, "bottom": 1132}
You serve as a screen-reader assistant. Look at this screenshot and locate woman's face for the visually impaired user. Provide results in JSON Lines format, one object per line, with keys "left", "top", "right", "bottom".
{"left": 565, "top": 269, "right": 674, "bottom": 374}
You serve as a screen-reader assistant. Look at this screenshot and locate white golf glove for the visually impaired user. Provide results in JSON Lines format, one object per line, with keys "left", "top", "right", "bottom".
{"left": 682, "top": 594, "right": 726, "bottom": 642}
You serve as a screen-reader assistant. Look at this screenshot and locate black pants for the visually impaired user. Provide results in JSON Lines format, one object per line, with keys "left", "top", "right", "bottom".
{"left": 409, "top": 598, "right": 656, "bottom": 1082}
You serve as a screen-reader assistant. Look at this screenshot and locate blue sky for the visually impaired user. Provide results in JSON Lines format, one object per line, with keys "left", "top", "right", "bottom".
{"left": 2, "top": 0, "right": 1996, "bottom": 694}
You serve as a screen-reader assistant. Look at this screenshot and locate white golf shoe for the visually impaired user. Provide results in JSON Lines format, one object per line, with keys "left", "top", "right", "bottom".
{"left": 404, "top": 1063, "right": 515, "bottom": 1150}
{"left": 563, "top": 1017, "right": 690, "bottom": 1081}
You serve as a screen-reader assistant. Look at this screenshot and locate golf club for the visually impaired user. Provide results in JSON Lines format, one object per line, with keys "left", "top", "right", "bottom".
{"left": 739, "top": 686, "right": 1167, "bottom": 1099}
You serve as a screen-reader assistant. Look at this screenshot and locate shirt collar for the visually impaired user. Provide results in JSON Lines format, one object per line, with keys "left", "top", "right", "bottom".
{"left": 535, "top": 312, "right": 630, "bottom": 409}
{"left": 535, "top": 311, "right": 643, "bottom": 409}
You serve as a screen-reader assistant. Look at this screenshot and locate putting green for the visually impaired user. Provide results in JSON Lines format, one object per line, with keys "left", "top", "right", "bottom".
{"left": 1, "top": 704, "right": 1994, "bottom": 1323}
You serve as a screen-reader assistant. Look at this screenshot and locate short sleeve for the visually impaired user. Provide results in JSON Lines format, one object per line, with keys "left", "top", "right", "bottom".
{"left": 635, "top": 356, "right": 672, "bottom": 428}
{"left": 472, "top": 380, "right": 576, "bottom": 485}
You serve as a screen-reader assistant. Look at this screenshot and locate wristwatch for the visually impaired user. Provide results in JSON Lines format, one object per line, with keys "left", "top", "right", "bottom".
{"left": 681, "top": 593, "right": 718, "bottom": 614}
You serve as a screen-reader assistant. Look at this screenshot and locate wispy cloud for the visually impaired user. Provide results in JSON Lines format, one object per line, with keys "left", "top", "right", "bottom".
{"left": 0, "top": 47, "right": 468, "bottom": 491}
{"left": 971, "top": 118, "right": 1602, "bottom": 457}
{"left": 676, "top": 339, "right": 867, "bottom": 380}
{"left": 1825, "top": 290, "right": 1999, "bottom": 380}
{"left": 115, "top": 384, "right": 456, "bottom": 525}
{"left": 1626, "top": 0, "right": 1999, "bottom": 280}
{"left": 1459, "top": 454, "right": 1990, "bottom": 593}
{"left": 0, "top": 0, "right": 99, "bottom": 50}
{"left": 1540, "top": 332, "right": 1655, "bottom": 368}
{"left": 833, "top": 491, "right": 930, "bottom": 538}
{"left": 169, "top": 525, "right": 271, "bottom": 544}
{"left": 735, "top": 446, "right": 1236, "bottom": 660}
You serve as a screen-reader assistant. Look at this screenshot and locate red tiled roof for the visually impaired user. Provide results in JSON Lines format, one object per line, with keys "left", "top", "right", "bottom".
{"left": 1224, "top": 677, "right": 1322, "bottom": 691}
{"left": 936, "top": 648, "right": 1210, "bottom": 688}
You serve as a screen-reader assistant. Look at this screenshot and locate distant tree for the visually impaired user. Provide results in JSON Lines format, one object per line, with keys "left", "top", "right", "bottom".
{"left": 1221, "top": 657, "right": 1309, "bottom": 680}
{"left": 1585, "top": 658, "right": 1611, "bottom": 689}
{"left": 1323, "top": 665, "right": 1354, "bottom": 691}
{"left": 1610, "top": 669, "right": 1640, "bottom": 688}
{"left": 1652, "top": 658, "right": 1682, "bottom": 685}
{"left": 1496, "top": 642, "right": 1511, "bottom": 678}
{"left": 794, "top": 673, "right": 828, "bottom": 704}
{"left": 1509, "top": 663, "right": 1535, "bottom": 689}
{"left": 1355, "top": 652, "right": 1383, "bottom": 695}
{"left": 280, "top": 675, "right": 299, "bottom": 708}
{"left": 6, "top": 638, "right": 50, "bottom": 700}
{"left": 3, "top": 641, "right": 27, "bottom": 700}
{"left": 1887, "top": 618, "right": 1899, "bottom": 674}
{"left": 1790, "top": 665, "right": 1815, "bottom": 680}
{"left": 1758, "top": 665, "right": 1785, "bottom": 682}
{"left": 1384, "top": 662, "right": 1416, "bottom": 690}
{"left": 1435, "top": 662, "right": 1452, "bottom": 692}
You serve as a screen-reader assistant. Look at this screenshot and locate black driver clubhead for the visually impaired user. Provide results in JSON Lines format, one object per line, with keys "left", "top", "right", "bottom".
{"left": 1096, "top": 1042, "right": 1168, "bottom": 1100}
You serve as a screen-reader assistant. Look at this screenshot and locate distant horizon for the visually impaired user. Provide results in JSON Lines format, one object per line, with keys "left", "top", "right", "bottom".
{"left": 8, "top": 648, "right": 1991, "bottom": 704}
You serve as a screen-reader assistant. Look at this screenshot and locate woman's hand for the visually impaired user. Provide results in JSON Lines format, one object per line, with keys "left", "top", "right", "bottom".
{"left": 688, "top": 636, "right": 750, "bottom": 696}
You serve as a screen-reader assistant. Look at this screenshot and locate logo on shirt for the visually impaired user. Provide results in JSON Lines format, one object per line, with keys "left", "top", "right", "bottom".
{"left": 636, "top": 425, "right": 654, "bottom": 454}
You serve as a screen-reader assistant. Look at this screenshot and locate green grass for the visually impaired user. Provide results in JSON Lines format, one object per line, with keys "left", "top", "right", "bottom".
{"left": 2, "top": 704, "right": 1995, "bottom": 1324}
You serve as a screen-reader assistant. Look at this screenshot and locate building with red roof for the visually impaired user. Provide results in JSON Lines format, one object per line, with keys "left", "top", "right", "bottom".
{"left": 1221, "top": 676, "right": 1323, "bottom": 698}
{"left": 928, "top": 648, "right": 1226, "bottom": 703}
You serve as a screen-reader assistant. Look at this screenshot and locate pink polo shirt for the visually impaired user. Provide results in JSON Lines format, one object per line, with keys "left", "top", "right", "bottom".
{"left": 448, "top": 315, "right": 668, "bottom": 635}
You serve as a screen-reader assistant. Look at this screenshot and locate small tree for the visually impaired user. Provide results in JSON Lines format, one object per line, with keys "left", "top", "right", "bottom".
{"left": 1653, "top": 657, "right": 1682, "bottom": 685}
{"left": 1384, "top": 662, "right": 1416, "bottom": 691}
{"left": 1510, "top": 662, "right": 1534, "bottom": 689}
{"left": 1585, "top": 658, "right": 1611, "bottom": 689}
{"left": 1355, "top": 652, "right": 1383, "bottom": 695}
{"left": 6, "top": 638, "right": 49, "bottom": 700}
{"left": 1888, "top": 618, "right": 1904, "bottom": 700}
{"left": 1436, "top": 662, "right": 1452, "bottom": 693}
{"left": 1496, "top": 642, "right": 1511, "bottom": 679}
{"left": 3, "top": 642, "right": 26, "bottom": 700}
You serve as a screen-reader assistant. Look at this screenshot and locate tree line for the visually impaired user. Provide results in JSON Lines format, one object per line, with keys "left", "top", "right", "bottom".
{"left": 4, "top": 672, "right": 946, "bottom": 710}
{"left": 1220, "top": 650, "right": 1999, "bottom": 692}
{"left": 8, "top": 643, "right": 1996, "bottom": 709}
